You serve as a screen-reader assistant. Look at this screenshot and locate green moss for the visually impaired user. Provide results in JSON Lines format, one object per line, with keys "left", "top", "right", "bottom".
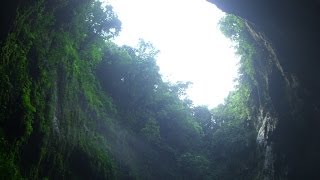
{"left": 0, "top": 138, "right": 24, "bottom": 180}
{"left": 0, "top": 0, "right": 120, "bottom": 178}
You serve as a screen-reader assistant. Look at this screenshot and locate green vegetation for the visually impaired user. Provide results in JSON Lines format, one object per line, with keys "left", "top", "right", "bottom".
{"left": 0, "top": 1, "right": 260, "bottom": 179}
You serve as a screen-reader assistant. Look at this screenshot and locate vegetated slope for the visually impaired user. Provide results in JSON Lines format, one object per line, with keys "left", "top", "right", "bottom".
{"left": 0, "top": 0, "right": 260, "bottom": 179}
{"left": 0, "top": 0, "right": 121, "bottom": 178}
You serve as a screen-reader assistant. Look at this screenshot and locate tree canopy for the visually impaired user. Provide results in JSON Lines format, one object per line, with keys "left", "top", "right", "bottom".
{"left": 0, "top": 1, "right": 260, "bottom": 179}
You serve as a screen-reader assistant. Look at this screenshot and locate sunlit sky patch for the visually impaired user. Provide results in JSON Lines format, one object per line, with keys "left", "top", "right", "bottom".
{"left": 103, "top": 0, "right": 239, "bottom": 108}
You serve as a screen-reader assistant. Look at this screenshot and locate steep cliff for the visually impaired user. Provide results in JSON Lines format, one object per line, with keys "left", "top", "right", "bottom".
{"left": 209, "top": 0, "right": 320, "bottom": 179}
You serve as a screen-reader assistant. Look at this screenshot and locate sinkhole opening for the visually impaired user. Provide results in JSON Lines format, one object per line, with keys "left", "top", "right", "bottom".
{"left": 104, "top": 0, "right": 240, "bottom": 108}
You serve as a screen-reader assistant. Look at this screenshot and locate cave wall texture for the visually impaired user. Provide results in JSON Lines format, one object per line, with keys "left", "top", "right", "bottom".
{"left": 0, "top": 0, "right": 21, "bottom": 42}
{"left": 208, "top": 0, "right": 320, "bottom": 179}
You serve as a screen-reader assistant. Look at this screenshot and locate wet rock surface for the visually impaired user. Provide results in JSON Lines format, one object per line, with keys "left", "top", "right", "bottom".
{"left": 208, "top": 0, "right": 320, "bottom": 179}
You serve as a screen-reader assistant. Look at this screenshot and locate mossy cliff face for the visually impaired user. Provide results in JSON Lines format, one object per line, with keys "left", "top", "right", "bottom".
{"left": 209, "top": 0, "right": 320, "bottom": 179}
{"left": 0, "top": 1, "right": 120, "bottom": 179}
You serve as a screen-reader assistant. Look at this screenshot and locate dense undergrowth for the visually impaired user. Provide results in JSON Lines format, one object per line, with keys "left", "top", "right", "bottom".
{"left": 0, "top": 0, "right": 262, "bottom": 179}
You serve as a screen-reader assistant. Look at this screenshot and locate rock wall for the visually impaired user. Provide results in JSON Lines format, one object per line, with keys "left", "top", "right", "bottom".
{"left": 208, "top": 0, "right": 320, "bottom": 179}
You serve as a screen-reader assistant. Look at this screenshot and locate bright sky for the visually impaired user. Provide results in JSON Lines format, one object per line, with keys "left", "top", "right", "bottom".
{"left": 104, "top": 0, "right": 239, "bottom": 108}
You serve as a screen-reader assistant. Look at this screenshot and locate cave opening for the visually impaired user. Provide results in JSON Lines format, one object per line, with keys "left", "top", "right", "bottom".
{"left": 105, "top": 0, "right": 241, "bottom": 108}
